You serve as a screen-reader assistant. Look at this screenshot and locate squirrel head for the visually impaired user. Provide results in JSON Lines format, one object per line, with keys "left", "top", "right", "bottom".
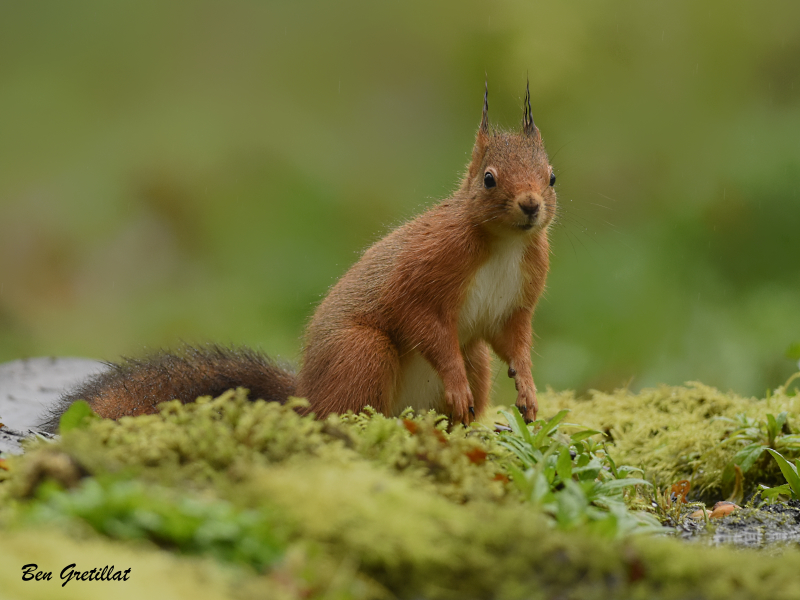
{"left": 463, "top": 80, "right": 556, "bottom": 236}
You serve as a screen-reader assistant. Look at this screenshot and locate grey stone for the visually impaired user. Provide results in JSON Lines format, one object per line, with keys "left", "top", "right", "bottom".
{"left": 0, "top": 357, "right": 104, "bottom": 454}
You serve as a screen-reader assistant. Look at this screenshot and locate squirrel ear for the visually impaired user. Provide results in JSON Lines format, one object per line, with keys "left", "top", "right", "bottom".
{"left": 468, "top": 80, "right": 489, "bottom": 179}
{"left": 522, "top": 78, "right": 541, "bottom": 141}
{"left": 468, "top": 80, "right": 490, "bottom": 179}
{"left": 480, "top": 78, "right": 489, "bottom": 135}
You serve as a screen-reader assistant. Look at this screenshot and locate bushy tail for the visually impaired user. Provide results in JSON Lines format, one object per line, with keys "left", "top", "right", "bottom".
{"left": 41, "top": 345, "right": 297, "bottom": 433}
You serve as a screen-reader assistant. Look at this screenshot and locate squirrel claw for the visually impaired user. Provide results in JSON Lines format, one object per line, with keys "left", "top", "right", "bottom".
{"left": 469, "top": 406, "right": 475, "bottom": 417}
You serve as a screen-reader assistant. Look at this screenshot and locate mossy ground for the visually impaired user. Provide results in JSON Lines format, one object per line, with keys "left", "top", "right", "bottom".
{"left": 544, "top": 375, "right": 800, "bottom": 499}
{"left": 1, "top": 378, "right": 800, "bottom": 599}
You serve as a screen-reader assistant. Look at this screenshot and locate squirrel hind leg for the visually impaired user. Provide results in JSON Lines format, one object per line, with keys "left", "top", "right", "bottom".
{"left": 464, "top": 340, "right": 491, "bottom": 419}
{"left": 297, "top": 326, "right": 400, "bottom": 419}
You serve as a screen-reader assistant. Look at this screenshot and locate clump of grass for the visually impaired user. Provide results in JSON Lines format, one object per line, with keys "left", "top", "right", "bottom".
{"left": 496, "top": 407, "right": 659, "bottom": 535}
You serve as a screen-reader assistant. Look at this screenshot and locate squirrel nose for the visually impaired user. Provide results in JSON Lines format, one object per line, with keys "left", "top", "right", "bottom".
{"left": 519, "top": 200, "right": 540, "bottom": 218}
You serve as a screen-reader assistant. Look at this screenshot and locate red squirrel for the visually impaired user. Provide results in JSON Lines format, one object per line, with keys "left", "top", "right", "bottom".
{"left": 43, "top": 81, "right": 556, "bottom": 431}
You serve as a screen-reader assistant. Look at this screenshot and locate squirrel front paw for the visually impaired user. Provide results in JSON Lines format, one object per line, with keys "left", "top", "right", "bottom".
{"left": 515, "top": 384, "right": 538, "bottom": 423}
{"left": 445, "top": 386, "right": 475, "bottom": 425}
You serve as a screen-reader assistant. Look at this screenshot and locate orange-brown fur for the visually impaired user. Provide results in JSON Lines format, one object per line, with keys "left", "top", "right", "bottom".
{"left": 44, "top": 82, "right": 556, "bottom": 430}
{"left": 298, "top": 111, "right": 554, "bottom": 423}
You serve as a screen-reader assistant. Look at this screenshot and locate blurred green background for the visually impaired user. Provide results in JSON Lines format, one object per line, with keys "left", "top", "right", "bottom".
{"left": 1, "top": 1, "right": 798, "bottom": 401}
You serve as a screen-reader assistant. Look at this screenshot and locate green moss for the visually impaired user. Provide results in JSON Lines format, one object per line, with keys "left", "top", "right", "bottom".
{"left": 539, "top": 377, "right": 800, "bottom": 498}
{"left": 241, "top": 461, "right": 800, "bottom": 600}
{"left": 0, "top": 528, "right": 244, "bottom": 600}
{"left": 0, "top": 525, "right": 381, "bottom": 600}
{"left": 4, "top": 393, "right": 509, "bottom": 505}
{"left": 3, "top": 384, "right": 800, "bottom": 599}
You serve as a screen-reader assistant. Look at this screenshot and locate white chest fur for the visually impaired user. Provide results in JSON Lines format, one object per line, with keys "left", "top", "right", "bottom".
{"left": 458, "top": 235, "right": 527, "bottom": 341}
{"left": 392, "top": 234, "right": 529, "bottom": 416}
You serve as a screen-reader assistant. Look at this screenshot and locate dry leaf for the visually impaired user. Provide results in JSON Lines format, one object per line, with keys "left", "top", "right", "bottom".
{"left": 670, "top": 479, "right": 690, "bottom": 504}
{"left": 465, "top": 447, "right": 488, "bottom": 465}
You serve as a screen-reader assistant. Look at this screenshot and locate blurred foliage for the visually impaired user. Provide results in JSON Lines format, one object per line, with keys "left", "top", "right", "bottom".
{"left": 0, "top": 528, "right": 269, "bottom": 600}
{"left": 0, "top": 0, "right": 799, "bottom": 399}
{"left": 28, "top": 477, "right": 287, "bottom": 571}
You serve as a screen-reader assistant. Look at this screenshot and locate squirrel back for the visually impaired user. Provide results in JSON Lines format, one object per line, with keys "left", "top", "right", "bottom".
{"left": 44, "top": 80, "right": 556, "bottom": 431}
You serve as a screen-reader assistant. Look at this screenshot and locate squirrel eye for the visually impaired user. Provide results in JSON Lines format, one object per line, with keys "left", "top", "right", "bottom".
{"left": 549, "top": 171, "right": 556, "bottom": 187}
{"left": 483, "top": 171, "right": 496, "bottom": 189}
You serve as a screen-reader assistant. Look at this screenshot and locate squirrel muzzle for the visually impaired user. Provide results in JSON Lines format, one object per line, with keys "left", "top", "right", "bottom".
{"left": 515, "top": 192, "right": 545, "bottom": 230}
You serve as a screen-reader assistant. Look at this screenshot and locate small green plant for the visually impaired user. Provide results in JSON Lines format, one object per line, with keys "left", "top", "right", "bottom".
{"left": 57, "top": 400, "right": 100, "bottom": 434}
{"left": 25, "top": 477, "right": 287, "bottom": 570}
{"left": 717, "top": 411, "right": 800, "bottom": 491}
{"left": 496, "top": 408, "right": 661, "bottom": 537}
{"left": 759, "top": 449, "right": 800, "bottom": 504}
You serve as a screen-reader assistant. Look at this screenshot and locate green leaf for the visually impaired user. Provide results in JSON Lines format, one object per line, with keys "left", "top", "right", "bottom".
{"left": 604, "top": 446, "right": 619, "bottom": 478}
{"left": 529, "top": 470, "right": 553, "bottom": 505}
{"left": 544, "top": 458, "right": 558, "bottom": 486}
{"left": 615, "top": 465, "right": 644, "bottom": 476}
{"left": 775, "top": 412, "right": 789, "bottom": 432}
{"left": 497, "top": 437, "right": 538, "bottom": 467}
{"left": 532, "top": 409, "right": 570, "bottom": 447}
{"left": 570, "top": 430, "right": 603, "bottom": 443}
{"left": 555, "top": 481, "right": 588, "bottom": 528}
{"left": 556, "top": 446, "right": 573, "bottom": 483}
{"left": 775, "top": 435, "right": 800, "bottom": 451}
{"left": 572, "top": 457, "right": 604, "bottom": 482}
{"left": 766, "top": 414, "right": 779, "bottom": 443}
{"left": 585, "top": 512, "right": 619, "bottom": 538}
{"left": 498, "top": 408, "right": 531, "bottom": 443}
{"left": 732, "top": 443, "right": 766, "bottom": 473}
{"left": 596, "top": 478, "right": 653, "bottom": 493}
{"left": 759, "top": 483, "right": 792, "bottom": 503}
{"left": 766, "top": 449, "right": 800, "bottom": 497}
{"left": 505, "top": 463, "right": 532, "bottom": 498}
{"left": 786, "top": 342, "right": 800, "bottom": 361}
{"left": 58, "top": 400, "right": 100, "bottom": 434}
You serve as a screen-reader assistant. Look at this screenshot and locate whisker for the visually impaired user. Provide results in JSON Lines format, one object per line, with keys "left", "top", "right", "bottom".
{"left": 474, "top": 214, "right": 500, "bottom": 227}
{"left": 549, "top": 138, "right": 575, "bottom": 162}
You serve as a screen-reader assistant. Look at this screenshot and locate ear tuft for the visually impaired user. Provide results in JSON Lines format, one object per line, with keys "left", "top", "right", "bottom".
{"left": 480, "top": 77, "right": 489, "bottom": 134}
{"left": 522, "top": 77, "right": 541, "bottom": 141}
{"left": 468, "top": 79, "right": 490, "bottom": 179}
